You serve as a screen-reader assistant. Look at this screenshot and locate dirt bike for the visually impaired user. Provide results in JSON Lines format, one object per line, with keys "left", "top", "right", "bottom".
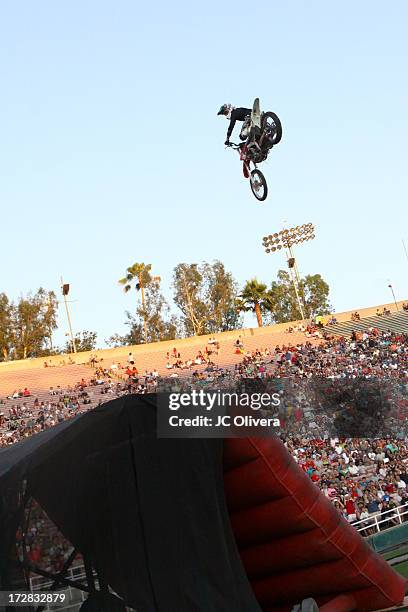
{"left": 227, "top": 100, "right": 282, "bottom": 202}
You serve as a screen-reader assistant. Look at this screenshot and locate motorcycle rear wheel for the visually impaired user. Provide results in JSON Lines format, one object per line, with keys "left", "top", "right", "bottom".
{"left": 250, "top": 169, "right": 268, "bottom": 201}
{"left": 262, "top": 111, "right": 282, "bottom": 146}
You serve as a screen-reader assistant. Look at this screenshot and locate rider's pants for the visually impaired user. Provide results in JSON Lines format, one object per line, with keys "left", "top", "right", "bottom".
{"left": 239, "top": 116, "right": 251, "bottom": 141}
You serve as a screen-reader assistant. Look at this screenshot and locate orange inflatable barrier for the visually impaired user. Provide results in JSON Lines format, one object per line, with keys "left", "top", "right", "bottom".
{"left": 223, "top": 437, "right": 407, "bottom": 611}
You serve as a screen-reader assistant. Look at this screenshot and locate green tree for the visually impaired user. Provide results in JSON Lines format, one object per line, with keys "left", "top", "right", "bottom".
{"left": 118, "top": 262, "right": 152, "bottom": 295}
{"left": 105, "top": 333, "right": 131, "bottom": 348}
{"left": 65, "top": 330, "right": 97, "bottom": 353}
{"left": 119, "top": 262, "right": 154, "bottom": 340}
{"left": 300, "top": 273, "right": 332, "bottom": 319}
{"left": 172, "top": 261, "right": 241, "bottom": 336}
{"left": 109, "top": 279, "right": 179, "bottom": 346}
{"left": 12, "top": 288, "right": 58, "bottom": 359}
{"left": 136, "top": 279, "right": 179, "bottom": 343}
{"left": 42, "top": 290, "right": 58, "bottom": 352}
{"left": 204, "top": 261, "right": 242, "bottom": 332}
{"left": 172, "top": 263, "right": 206, "bottom": 336}
{"left": 237, "top": 279, "right": 273, "bottom": 327}
{"left": 268, "top": 270, "right": 331, "bottom": 323}
{"left": 0, "top": 293, "right": 14, "bottom": 361}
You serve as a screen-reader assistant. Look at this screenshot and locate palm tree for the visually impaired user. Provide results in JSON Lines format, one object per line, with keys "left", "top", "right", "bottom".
{"left": 118, "top": 263, "right": 153, "bottom": 341}
{"left": 237, "top": 279, "right": 273, "bottom": 327}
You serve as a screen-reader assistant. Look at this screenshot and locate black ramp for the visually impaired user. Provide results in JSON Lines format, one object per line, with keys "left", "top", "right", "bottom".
{"left": 0, "top": 394, "right": 261, "bottom": 612}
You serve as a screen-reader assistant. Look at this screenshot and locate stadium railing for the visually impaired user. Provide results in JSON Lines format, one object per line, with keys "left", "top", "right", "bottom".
{"left": 352, "top": 502, "right": 408, "bottom": 534}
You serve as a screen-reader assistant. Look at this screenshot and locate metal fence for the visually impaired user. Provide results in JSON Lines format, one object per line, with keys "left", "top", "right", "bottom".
{"left": 29, "top": 564, "right": 89, "bottom": 611}
{"left": 29, "top": 566, "right": 136, "bottom": 612}
{"left": 352, "top": 502, "right": 408, "bottom": 534}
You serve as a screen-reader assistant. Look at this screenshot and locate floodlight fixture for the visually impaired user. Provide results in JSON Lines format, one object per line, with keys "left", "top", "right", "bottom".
{"left": 261, "top": 223, "right": 317, "bottom": 321}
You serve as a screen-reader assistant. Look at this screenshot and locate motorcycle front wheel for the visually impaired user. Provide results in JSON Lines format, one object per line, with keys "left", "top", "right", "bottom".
{"left": 250, "top": 169, "right": 268, "bottom": 201}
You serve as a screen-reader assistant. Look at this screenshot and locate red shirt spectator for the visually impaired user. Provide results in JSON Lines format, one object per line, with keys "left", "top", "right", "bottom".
{"left": 294, "top": 407, "right": 303, "bottom": 422}
{"left": 345, "top": 498, "right": 356, "bottom": 516}
{"left": 28, "top": 543, "right": 42, "bottom": 564}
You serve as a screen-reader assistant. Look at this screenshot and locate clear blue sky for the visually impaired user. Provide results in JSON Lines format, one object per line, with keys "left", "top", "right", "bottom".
{"left": 1, "top": 1, "right": 407, "bottom": 347}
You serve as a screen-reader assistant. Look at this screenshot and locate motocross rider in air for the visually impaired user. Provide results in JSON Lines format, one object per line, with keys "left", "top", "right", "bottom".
{"left": 217, "top": 104, "right": 252, "bottom": 146}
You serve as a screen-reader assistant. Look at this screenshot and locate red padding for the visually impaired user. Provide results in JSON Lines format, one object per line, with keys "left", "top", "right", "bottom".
{"left": 223, "top": 436, "right": 407, "bottom": 611}
{"left": 319, "top": 594, "right": 357, "bottom": 612}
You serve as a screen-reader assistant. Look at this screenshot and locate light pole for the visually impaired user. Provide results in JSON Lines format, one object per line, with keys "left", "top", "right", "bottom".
{"left": 61, "top": 278, "right": 77, "bottom": 353}
{"left": 388, "top": 283, "right": 398, "bottom": 311}
{"left": 402, "top": 240, "right": 408, "bottom": 267}
{"left": 262, "top": 223, "right": 316, "bottom": 321}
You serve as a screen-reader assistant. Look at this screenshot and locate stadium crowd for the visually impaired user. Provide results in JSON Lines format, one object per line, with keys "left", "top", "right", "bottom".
{"left": 1, "top": 325, "right": 408, "bottom": 536}
{"left": 286, "top": 436, "right": 408, "bottom": 533}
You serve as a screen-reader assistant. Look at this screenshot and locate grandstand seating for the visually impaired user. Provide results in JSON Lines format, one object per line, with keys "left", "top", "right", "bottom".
{"left": 325, "top": 311, "right": 408, "bottom": 337}
{"left": 0, "top": 327, "right": 320, "bottom": 444}
{"left": 0, "top": 329, "right": 315, "bottom": 397}
{"left": 0, "top": 364, "right": 92, "bottom": 397}
{"left": 2, "top": 298, "right": 406, "bottom": 393}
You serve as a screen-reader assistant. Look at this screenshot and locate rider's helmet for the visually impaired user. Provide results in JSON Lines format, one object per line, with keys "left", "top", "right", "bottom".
{"left": 217, "top": 103, "right": 231, "bottom": 116}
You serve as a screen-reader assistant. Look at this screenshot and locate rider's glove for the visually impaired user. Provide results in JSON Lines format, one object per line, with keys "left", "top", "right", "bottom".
{"left": 224, "top": 139, "right": 230, "bottom": 146}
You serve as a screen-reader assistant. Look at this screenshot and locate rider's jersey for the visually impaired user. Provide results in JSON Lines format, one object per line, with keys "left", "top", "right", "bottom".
{"left": 226, "top": 107, "right": 251, "bottom": 140}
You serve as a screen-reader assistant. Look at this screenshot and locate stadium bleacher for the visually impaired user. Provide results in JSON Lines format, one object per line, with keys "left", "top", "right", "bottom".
{"left": 0, "top": 328, "right": 316, "bottom": 396}
{"left": 326, "top": 310, "right": 408, "bottom": 337}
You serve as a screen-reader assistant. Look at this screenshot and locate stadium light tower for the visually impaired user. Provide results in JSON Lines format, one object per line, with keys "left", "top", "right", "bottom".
{"left": 61, "top": 278, "right": 77, "bottom": 354}
{"left": 262, "top": 223, "right": 316, "bottom": 321}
